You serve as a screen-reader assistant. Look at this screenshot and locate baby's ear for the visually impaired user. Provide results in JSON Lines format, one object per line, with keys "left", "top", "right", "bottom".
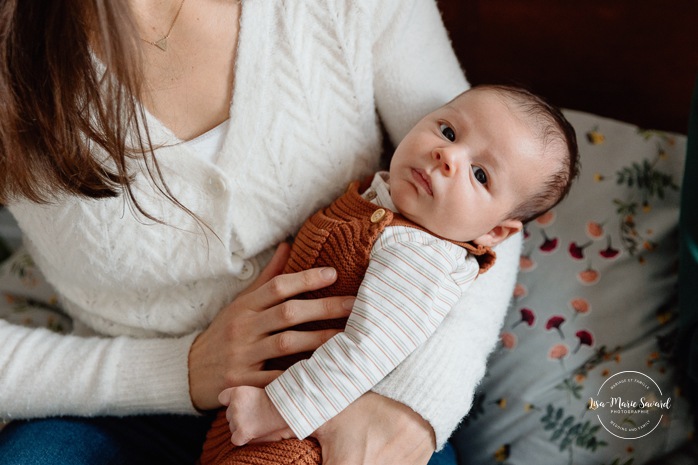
{"left": 473, "top": 219, "right": 522, "bottom": 247}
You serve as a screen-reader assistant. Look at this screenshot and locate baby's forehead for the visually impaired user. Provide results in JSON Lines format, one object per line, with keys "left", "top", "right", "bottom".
{"left": 447, "top": 88, "right": 532, "bottom": 123}
{"left": 451, "top": 89, "right": 553, "bottom": 144}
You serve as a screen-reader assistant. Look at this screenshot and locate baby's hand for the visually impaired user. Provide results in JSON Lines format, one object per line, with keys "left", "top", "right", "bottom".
{"left": 218, "top": 386, "right": 291, "bottom": 446}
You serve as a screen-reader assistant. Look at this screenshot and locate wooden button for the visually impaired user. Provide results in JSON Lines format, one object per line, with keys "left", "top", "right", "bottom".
{"left": 370, "top": 208, "right": 386, "bottom": 223}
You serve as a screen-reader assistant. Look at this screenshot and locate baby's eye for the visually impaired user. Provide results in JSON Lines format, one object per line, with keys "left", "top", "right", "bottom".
{"left": 473, "top": 166, "right": 488, "bottom": 185}
{"left": 439, "top": 123, "right": 455, "bottom": 142}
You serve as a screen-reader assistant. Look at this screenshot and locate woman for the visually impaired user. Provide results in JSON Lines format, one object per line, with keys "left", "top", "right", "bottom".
{"left": 0, "top": 1, "right": 521, "bottom": 463}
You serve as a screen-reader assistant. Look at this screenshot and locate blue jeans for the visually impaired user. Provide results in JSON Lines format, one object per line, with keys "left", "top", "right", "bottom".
{"left": 0, "top": 415, "right": 458, "bottom": 464}
{"left": 428, "top": 442, "right": 458, "bottom": 465}
{"left": 0, "top": 414, "right": 214, "bottom": 465}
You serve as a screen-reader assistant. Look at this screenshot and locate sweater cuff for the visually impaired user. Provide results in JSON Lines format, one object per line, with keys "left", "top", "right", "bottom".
{"left": 370, "top": 331, "right": 475, "bottom": 451}
{"left": 112, "top": 331, "right": 201, "bottom": 415}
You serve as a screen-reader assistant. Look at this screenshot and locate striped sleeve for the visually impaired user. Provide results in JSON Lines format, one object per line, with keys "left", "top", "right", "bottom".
{"left": 265, "top": 226, "right": 479, "bottom": 438}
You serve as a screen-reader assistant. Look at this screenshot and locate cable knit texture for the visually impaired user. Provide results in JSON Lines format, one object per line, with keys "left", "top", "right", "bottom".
{"left": 200, "top": 178, "right": 494, "bottom": 464}
{"left": 1, "top": 0, "right": 520, "bottom": 450}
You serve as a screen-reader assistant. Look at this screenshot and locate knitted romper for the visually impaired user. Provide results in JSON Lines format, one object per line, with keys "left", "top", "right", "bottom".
{"left": 199, "top": 179, "right": 495, "bottom": 465}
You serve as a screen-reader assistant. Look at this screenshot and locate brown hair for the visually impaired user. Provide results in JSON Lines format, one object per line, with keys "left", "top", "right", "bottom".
{"left": 478, "top": 84, "right": 580, "bottom": 224}
{"left": 0, "top": 1, "right": 177, "bottom": 221}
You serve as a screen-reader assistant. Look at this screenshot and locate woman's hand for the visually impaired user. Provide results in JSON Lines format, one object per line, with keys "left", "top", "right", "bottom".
{"left": 188, "top": 242, "right": 354, "bottom": 410}
{"left": 313, "top": 392, "right": 436, "bottom": 465}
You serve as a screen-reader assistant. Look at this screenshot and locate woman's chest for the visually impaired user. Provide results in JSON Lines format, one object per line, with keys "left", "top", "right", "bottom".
{"left": 139, "top": 0, "right": 241, "bottom": 141}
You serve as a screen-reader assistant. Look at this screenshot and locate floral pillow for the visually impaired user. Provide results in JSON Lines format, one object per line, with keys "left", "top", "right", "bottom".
{"left": 0, "top": 210, "right": 70, "bottom": 335}
{"left": 452, "top": 110, "right": 694, "bottom": 465}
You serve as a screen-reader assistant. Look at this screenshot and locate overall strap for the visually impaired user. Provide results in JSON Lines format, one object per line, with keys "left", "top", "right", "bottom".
{"left": 347, "top": 178, "right": 497, "bottom": 274}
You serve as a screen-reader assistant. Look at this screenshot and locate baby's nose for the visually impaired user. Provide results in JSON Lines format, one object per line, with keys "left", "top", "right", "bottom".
{"left": 432, "top": 148, "right": 455, "bottom": 175}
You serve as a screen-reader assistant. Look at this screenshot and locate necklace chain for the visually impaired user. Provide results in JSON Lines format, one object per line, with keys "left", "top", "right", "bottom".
{"left": 140, "top": 0, "right": 186, "bottom": 52}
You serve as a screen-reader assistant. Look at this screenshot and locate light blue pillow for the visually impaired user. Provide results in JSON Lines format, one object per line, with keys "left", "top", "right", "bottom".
{"left": 0, "top": 208, "right": 70, "bottom": 334}
{"left": 453, "top": 110, "right": 694, "bottom": 465}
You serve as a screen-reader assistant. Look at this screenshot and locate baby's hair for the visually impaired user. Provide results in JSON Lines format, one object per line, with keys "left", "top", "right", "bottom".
{"left": 472, "top": 84, "right": 580, "bottom": 224}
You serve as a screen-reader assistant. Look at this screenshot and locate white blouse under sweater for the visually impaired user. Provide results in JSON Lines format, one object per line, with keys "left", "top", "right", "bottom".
{"left": 1, "top": 0, "right": 521, "bottom": 448}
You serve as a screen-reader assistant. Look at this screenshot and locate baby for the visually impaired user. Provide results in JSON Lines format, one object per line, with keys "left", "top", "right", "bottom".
{"left": 200, "top": 84, "right": 579, "bottom": 465}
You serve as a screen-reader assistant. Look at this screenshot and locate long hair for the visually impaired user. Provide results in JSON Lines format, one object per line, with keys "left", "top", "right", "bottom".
{"left": 0, "top": 0, "right": 176, "bottom": 221}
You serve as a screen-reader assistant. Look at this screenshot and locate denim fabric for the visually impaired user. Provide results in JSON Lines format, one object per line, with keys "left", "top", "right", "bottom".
{"left": 0, "top": 414, "right": 457, "bottom": 465}
{"left": 427, "top": 441, "right": 458, "bottom": 465}
{"left": 0, "top": 414, "right": 214, "bottom": 465}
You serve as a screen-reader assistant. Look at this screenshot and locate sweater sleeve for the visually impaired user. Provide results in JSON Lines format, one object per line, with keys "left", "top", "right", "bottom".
{"left": 0, "top": 320, "right": 199, "bottom": 419}
{"left": 371, "top": 0, "right": 469, "bottom": 144}
{"left": 265, "top": 227, "right": 479, "bottom": 438}
{"left": 372, "top": 233, "right": 522, "bottom": 450}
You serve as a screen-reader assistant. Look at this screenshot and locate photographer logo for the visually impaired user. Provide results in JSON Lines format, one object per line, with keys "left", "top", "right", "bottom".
{"left": 588, "top": 371, "right": 671, "bottom": 439}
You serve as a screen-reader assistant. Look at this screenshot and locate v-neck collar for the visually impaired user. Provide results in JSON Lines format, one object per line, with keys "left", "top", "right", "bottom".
{"left": 138, "top": 0, "right": 250, "bottom": 156}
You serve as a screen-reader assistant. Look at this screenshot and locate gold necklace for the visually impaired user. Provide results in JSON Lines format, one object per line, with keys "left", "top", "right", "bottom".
{"left": 140, "top": 0, "right": 186, "bottom": 51}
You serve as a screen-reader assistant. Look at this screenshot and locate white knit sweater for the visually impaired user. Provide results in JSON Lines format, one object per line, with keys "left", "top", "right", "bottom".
{"left": 1, "top": 0, "right": 521, "bottom": 448}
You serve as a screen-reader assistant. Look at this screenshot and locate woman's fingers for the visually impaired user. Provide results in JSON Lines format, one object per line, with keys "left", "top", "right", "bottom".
{"left": 189, "top": 243, "right": 353, "bottom": 409}
{"left": 258, "top": 328, "right": 343, "bottom": 361}
{"left": 242, "top": 267, "right": 338, "bottom": 311}
{"left": 258, "top": 296, "right": 354, "bottom": 334}
{"left": 266, "top": 328, "right": 341, "bottom": 355}
{"left": 233, "top": 370, "right": 284, "bottom": 388}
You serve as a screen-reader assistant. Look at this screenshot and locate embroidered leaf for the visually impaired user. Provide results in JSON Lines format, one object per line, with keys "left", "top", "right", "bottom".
{"left": 555, "top": 378, "right": 584, "bottom": 399}
{"left": 540, "top": 405, "right": 609, "bottom": 454}
{"left": 615, "top": 158, "right": 678, "bottom": 203}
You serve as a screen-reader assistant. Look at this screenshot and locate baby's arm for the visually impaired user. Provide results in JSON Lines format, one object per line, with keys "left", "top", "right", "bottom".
{"left": 265, "top": 227, "right": 479, "bottom": 439}
{"left": 218, "top": 386, "right": 293, "bottom": 446}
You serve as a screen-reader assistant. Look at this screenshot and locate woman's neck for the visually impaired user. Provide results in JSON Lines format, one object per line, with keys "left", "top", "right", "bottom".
{"left": 133, "top": 0, "right": 242, "bottom": 141}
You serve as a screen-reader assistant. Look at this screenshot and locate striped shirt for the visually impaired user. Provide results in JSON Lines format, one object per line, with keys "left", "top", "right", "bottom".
{"left": 265, "top": 173, "right": 480, "bottom": 438}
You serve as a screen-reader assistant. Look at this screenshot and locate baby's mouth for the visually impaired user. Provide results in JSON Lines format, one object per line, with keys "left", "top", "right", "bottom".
{"left": 411, "top": 169, "right": 433, "bottom": 196}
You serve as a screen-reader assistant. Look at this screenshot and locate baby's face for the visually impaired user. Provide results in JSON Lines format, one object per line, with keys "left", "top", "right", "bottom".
{"left": 389, "top": 88, "right": 549, "bottom": 245}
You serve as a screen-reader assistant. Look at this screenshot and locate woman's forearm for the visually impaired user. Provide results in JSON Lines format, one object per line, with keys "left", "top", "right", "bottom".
{"left": 0, "top": 320, "right": 198, "bottom": 419}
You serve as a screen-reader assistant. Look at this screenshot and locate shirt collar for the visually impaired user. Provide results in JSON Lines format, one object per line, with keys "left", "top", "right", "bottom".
{"left": 368, "top": 171, "right": 397, "bottom": 212}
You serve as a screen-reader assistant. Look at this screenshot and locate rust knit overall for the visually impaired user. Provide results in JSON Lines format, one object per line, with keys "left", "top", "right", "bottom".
{"left": 199, "top": 179, "right": 495, "bottom": 465}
